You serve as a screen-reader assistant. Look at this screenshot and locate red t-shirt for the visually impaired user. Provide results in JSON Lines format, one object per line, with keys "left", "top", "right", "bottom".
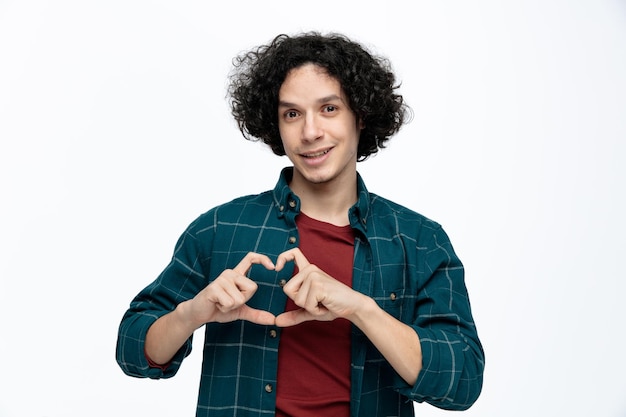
{"left": 275, "top": 212, "right": 355, "bottom": 417}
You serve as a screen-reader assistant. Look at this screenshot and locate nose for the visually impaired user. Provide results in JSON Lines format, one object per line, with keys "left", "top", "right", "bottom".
{"left": 302, "top": 114, "right": 323, "bottom": 142}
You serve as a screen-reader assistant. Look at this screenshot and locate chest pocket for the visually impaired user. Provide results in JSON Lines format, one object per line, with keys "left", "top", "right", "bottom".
{"left": 371, "top": 287, "right": 406, "bottom": 319}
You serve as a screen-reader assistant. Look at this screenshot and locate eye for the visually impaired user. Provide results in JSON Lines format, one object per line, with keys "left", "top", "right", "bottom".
{"left": 323, "top": 105, "right": 337, "bottom": 113}
{"left": 284, "top": 110, "right": 299, "bottom": 119}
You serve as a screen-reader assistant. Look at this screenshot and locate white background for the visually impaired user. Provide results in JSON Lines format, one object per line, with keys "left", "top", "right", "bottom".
{"left": 1, "top": 1, "right": 625, "bottom": 416}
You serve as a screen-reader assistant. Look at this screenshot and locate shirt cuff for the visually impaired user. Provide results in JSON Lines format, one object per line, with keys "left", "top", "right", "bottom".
{"left": 145, "top": 348, "right": 171, "bottom": 371}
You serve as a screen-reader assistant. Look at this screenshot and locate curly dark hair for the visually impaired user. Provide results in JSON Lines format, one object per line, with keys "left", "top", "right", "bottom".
{"left": 228, "top": 32, "right": 411, "bottom": 161}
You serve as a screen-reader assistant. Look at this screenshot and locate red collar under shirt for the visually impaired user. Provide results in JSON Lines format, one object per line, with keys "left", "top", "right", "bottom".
{"left": 275, "top": 212, "right": 355, "bottom": 417}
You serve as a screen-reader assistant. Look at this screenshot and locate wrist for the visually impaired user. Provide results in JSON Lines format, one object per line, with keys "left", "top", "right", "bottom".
{"left": 173, "top": 300, "right": 203, "bottom": 332}
{"left": 349, "top": 294, "right": 379, "bottom": 327}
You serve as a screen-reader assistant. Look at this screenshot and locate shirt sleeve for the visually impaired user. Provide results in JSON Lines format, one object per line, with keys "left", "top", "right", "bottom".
{"left": 401, "top": 225, "right": 485, "bottom": 410}
{"left": 115, "top": 215, "right": 213, "bottom": 379}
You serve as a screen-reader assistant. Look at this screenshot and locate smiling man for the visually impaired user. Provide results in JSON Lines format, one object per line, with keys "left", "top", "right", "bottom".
{"left": 116, "top": 32, "right": 484, "bottom": 417}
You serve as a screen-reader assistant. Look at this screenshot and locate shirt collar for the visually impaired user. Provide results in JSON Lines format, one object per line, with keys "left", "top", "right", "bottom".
{"left": 272, "top": 167, "right": 370, "bottom": 236}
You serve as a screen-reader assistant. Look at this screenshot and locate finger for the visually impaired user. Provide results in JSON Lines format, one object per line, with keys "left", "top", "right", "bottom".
{"left": 301, "top": 282, "right": 325, "bottom": 313}
{"left": 282, "top": 264, "right": 323, "bottom": 305}
{"left": 275, "top": 307, "right": 332, "bottom": 327}
{"left": 237, "top": 305, "right": 276, "bottom": 326}
{"left": 210, "top": 284, "right": 243, "bottom": 312}
{"left": 233, "top": 252, "right": 275, "bottom": 276}
{"left": 283, "top": 269, "right": 310, "bottom": 306}
{"left": 275, "top": 309, "right": 312, "bottom": 327}
{"left": 209, "top": 273, "right": 248, "bottom": 305}
{"left": 213, "top": 276, "right": 262, "bottom": 311}
{"left": 232, "top": 274, "right": 260, "bottom": 301}
{"left": 275, "top": 248, "right": 310, "bottom": 271}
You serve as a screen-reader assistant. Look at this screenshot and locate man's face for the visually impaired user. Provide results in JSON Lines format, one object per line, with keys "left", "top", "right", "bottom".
{"left": 278, "top": 63, "right": 362, "bottom": 188}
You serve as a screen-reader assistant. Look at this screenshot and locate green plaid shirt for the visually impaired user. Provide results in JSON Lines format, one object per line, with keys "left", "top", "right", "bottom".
{"left": 116, "top": 168, "right": 484, "bottom": 417}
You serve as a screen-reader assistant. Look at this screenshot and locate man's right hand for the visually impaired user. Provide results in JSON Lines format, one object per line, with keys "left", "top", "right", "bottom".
{"left": 146, "top": 252, "right": 276, "bottom": 365}
{"left": 179, "top": 252, "right": 277, "bottom": 328}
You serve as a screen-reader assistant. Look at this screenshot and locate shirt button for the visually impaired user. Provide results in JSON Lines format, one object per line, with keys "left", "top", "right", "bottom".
{"left": 279, "top": 279, "right": 287, "bottom": 287}
{"left": 390, "top": 292, "right": 397, "bottom": 301}
{"left": 265, "top": 383, "right": 273, "bottom": 393}
{"left": 288, "top": 200, "right": 296, "bottom": 208}
{"left": 269, "top": 329, "right": 277, "bottom": 338}
{"left": 288, "top": 236, "right": 296, "bottom": 244}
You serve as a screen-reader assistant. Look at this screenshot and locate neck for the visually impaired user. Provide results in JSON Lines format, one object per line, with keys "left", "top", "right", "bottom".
{"left": 289, "top": 170, "right": 358, "bottom": 227}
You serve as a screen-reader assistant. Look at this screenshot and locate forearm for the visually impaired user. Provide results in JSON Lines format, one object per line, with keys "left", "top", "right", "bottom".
{"left": 350, "top": 296, "right": 422, "bottom": 386}
{"left": 145, "top": 300, "right": 198, "bottom": 365}
{"left": 412, "top": 324, "right": 484, "bottom": 409}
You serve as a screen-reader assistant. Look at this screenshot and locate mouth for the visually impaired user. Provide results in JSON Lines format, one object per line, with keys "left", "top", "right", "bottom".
{"left": 301, "top": 148, "right": 331, "bottom": 158}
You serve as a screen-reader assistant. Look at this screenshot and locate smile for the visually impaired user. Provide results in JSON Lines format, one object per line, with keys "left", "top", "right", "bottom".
{"left": 302, "top": 149, "right": 331, "bottom": 158}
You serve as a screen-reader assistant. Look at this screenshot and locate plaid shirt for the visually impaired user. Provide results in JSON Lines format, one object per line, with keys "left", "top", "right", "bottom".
{"left": 116, "top": 168, "right": 484, "bottom": 417}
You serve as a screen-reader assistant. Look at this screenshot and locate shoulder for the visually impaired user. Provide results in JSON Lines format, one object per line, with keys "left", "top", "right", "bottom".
{"left": 186, "top": 190, "right": 275, "bottom": 234}
{"left": 369, "top": 193, "right": 441, "bottom": 231}
{"left": 366, "top": 193, "right": 455, "bottom": 248}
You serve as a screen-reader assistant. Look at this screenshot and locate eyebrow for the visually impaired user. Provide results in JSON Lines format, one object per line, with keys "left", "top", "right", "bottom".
{"left": 278, "top": 94, "right": 344, "bottom": 108}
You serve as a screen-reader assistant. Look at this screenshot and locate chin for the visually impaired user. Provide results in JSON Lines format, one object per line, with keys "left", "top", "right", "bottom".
{"left": 303, "top": 174, "right": 330, "bottom": 184}
{"left": 300, "top": 171, "right": 333, "bottom": 185}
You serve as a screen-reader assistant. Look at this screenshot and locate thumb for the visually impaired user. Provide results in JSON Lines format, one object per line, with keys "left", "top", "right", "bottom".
{"left": 238, "top": 305, "right": 276, "bottom": 326}
{"left": 274, "top": 309, "right": 311, "bottom": 327}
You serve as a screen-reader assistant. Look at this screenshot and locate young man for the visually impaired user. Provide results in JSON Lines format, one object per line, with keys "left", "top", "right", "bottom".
{"left": 116, "top": 32, "right": 484, "bottom": 417}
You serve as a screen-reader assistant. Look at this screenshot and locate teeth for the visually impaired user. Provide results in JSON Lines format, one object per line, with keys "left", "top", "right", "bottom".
{"left": 304, "top": 150, "right": 329, "bottom": 158}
